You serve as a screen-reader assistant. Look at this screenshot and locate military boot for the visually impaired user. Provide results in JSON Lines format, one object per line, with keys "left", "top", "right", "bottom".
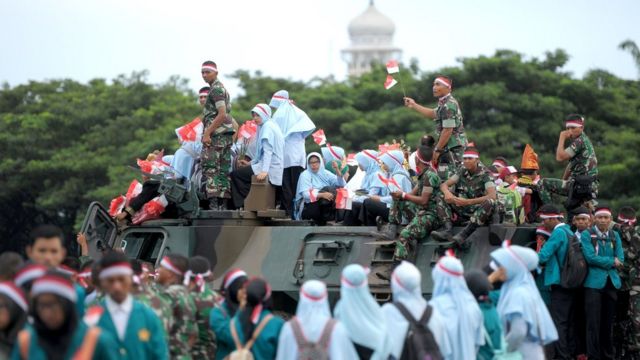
{"left": 377, "top": 223, "right": 398, "bottom": 240}
{"left": 452, "top": 223, "right": 479, "bottom": 250}
{"left": 431, "top": 221, "right": 453, "bottom": 242}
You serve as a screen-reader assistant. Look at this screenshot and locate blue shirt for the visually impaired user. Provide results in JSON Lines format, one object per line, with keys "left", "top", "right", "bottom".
{"left": 581, "top": 226, "right": 624, "bottom": 289}
{"left": 538, "top": 223, "right": 572, "bottom": 287}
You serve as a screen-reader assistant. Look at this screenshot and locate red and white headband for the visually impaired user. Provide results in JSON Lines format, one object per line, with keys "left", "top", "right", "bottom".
{"left": 252, "top": 104, "right": 270, "bottom": 120}
{"left": 301, "top": 287, "right": 327, "bottom": 302}
{"left": 327, "top": 144, "right": 343, "bottom": 161}
{"left": 594, "top": 209, "right": 612, "bottom": 217}
{"left": 536, "top": 227, "right": 551, "bottom": 237}
{"left": 15, "top": 265, "right": 47, "bottom": 287}
{"left": 492, "top": 160, "right": 507, "bottom": 168}
{"left": 437, "top": 250, "right": 463, "bottom": 277}
{"left": 199, "top": 90, "right": 209, "bottom": 96}
{"left": 223, "top": 269, "right": 248, "bottom": 289}
{"left": 31, "top": 275, "right": 77, "bottom": 303}
{"left": 201, "top": 64, "right": 218, "bottom": 72}
{"left": 160, "top": 257, "right": 184, "bottom": 276}
{"left": 539, "top": 212, "right": 563, "bottom": 219}
{"left": 99, "top": 262, "right": 133, "bottom": 280}
{"left": 415, "top": 151, "right": 430, "bottom": 165}
{"left": 618, "top": 215, "right": 637, "bottom": 225}
{"left": 0, "top": 282, "right": 28, "bottom": 312}
{"left": 57, "top": 265, "right": 77, "bottom": 277}
{"left": 463, "top": 150, "right": 480, "bottom": 159}
{"left": 434, "top": 76, "right": 451, "bottom": 88}
{"left": 574, "top": 212, "right": 591, "bottom": 219}
{"left": 362, "top": 150, "right": 378, "bottom": 161}
{"left": 384, "top": 151, "right": 403, "bottom": 166}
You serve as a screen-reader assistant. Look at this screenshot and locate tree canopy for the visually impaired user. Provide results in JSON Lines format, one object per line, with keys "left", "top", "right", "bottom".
{"left": 2, "top": 49, "right": 639, "bottom": 251}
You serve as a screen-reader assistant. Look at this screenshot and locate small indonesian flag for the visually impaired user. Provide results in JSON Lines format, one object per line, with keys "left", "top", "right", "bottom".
{"left": 109, "top": 195, "right": 126, "bottom": 217}
{"left": 312, "top": 129, "right": 327, "bottom": 146}
{"left": 346, "top": 153, "right": 357, "bottom": 166}
{"left": 384, "top": 75, "right": 398, "bottom": 90}
{"left": 131, "top": 195, "right": 169, "bottom": 225}
{"left": 238, "top": 120, "right": 258, "bottom": 139}
{"left": 125, "top": 180, "right": 143, "bottom": 205}
{"left": 175, "top": 117, "right": 204, "bottom": 143}
{"left": 335, "top": 188, "right": 353, "bottom": 210}
{"left": 83, "top": 305, "right": 104, "bottom": 326}
{"left": 386, "top": 60, "right": 400, "bottom": 74}
{"left": 378, "top": 173, "right": 402, "bottom": 191}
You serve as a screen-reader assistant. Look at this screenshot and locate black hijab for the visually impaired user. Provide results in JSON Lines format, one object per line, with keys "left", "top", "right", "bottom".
{"left": 238, "top": 278, "right": 272, "bottom": 343}
{"left": 224, "top": 275, "right": 248, "bottom": 318}
{"left": 0, "top": 294, "right": 27, "bottom": 356}
{"left": 32, "top": 294, "right": 78, "bottom": 360}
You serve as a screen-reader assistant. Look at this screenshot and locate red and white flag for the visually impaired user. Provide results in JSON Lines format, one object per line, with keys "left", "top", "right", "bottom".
{"left": 384, "top": 75, "right": 398, "bottom": 90}
{"left": 132, "top": 195, "right": 169, "bottom": 225}
{"left": 125, "top": 180, "right": 143, "bottom": 205}
{"left": 238, "top": 120, "right": 258, "bottom": 139}
{"left": 108, "top": 195, "right": 126, "bottom": 217}
{"left": 175, "top": 117, "right": 203, "bottom": 143}
{"left": 346, "top": 153, "right": 357, "bottom": 166}
{"left": 312, "top": 129, "right": 327, "bottom": 146}
{"left": 386, "top": 60, "right": 400, "bottom": 74}
{"left": 377, "top": 173, "right": 402, "bottom": 191}
{"left": 335, "top": 188, "right": 353, "bottom": 210}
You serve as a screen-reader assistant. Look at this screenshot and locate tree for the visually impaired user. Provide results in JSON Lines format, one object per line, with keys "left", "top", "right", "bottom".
{"left": 619, "top": 39, "right": 640, "bottom": 77}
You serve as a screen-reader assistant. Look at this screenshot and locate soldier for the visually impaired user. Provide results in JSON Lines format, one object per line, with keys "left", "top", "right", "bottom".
{"left": 156, "top": 254, "right": 198, "bottom": 359}
{"left": 93, "top": 251, "right": 168, "bottom": 359}
{"left": 540, "top": 114, "right": 598, "bottom": 211}
{"left": 389, "top": 145, "right": 446, "bottom": 263}
{"left": 431, "top": 147, "right": 497, "bottom": 249}
{"left": 200, "top": 60, "right": 235, "bottom": 210}
{"left": 404, "top": 75, "right": 468, "bottom": 179}
{"left": 613, "top": 206, "right": 640, "bottom": 357}
{"left": 130, "top": 259, "right": 173, "bottom": 340}
{"left": 186, "top": 256, "right": 219, "bottom": 360}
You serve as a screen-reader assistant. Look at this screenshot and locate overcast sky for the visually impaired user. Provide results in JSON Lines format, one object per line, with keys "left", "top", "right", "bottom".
{"left": 1, "top": 0, "right": 638, "bottom": 97}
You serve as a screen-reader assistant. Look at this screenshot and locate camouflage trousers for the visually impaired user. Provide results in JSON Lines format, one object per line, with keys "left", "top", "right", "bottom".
{"left": 201, "top": 134, "right": 232, "bottom": 199}
{"left": 388, "top": 199, "right": 418, "bottom": 225}
{"left": 617, "top": 288, "right": 640, "bottom": 356}
{"left": 444, "top": 199, "right": 496, "bottom": 225}
{"left": 538, "top": 177, "right": 599, "bottom": 205}
{"left": 436, "top": 146, "right": 463, "bottom": 181}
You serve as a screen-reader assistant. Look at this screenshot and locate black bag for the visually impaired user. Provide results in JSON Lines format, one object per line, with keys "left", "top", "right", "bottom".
{"left": 556, "top": 228, "right": 588, "bottom": 289}
{"left": 393, "top": 302, "right": 443, "bottom": 360}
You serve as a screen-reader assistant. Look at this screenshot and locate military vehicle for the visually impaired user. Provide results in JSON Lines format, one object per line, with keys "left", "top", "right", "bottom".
{"left": 80, "top": 169, "right": 537, "bottom": 313}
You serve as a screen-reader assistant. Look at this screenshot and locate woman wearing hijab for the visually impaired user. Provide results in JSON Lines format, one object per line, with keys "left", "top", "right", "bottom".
{"left": 276, "top": 280, "right": 357, "bottom": 360}
{"left": 321, "top": 145, "right": 349, "bottom": 180}
{"left": 12, "top": 272, "right": 119, "bottom": 360}
{"left": 334, "top": 264, "right": 391, "bottom": 360}
{"left": 464, "top": 269, "right": 503, "bottom": 360}
{"left": 294, "top": 153, "right": 346, "bottom": 224}
{"left": 490, "top": 242, "right": 558, "bottom": 359}
{"left": 343, "top": 150, "right": 388, "bottom": 226}
{"left": 209, "top": 269, "right": 249, "bottom": 360}
{"left": 381, "top": 261, "right": 452, "bottom": 359}
{"left": 231, "top": 104, "right": 285, "bottom": 209}
{"left": 229, "top": 278, "right": 284, "bottom": 360}
{"left": 430, "top": 251, "right": 484, "bottom": 360}
{"left": 0, "top": 282, "right": 28, "bottom": 358}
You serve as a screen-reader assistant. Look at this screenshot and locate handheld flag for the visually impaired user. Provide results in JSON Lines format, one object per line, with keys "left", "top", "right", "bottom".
{"left": 384, "top": 75, "right": 398, "bottom": 90}
{"left": 175, "top": 117, "right": 203, "bottom": 143}
{"left": 238, "top": 120, "right": 258, "bottom": 139}
{"left": 386, "top": 60, "right": 400, "bottom": 74}
{"left": 312, "top": 129, "right": 327, "bottom": 146}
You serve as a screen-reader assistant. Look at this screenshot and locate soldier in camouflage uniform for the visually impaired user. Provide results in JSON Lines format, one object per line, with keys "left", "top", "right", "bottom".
{"left": 539, "top": 114, "right": 598, "bottom": 210}
{"left": 390, "top": 145, "right": 447, "bottom": 263}
{"left": 432, "top": 147, "right": 497, "bottom": 249}
{"left": 186, "top": 256, "right": 220, "bottom": 360}
{"left": 614, "top": 206, "right": 640, "bottom": 358}
{"left": 201, "top": 61, "right": 235, "bottom": 209}
{"left": 404, "top": 75, "right": 468, "bottom": 180}
{"left": 129, "top": 260, "right": 173, "bottom": 339}
{"left": 157, "top": 254, "right": 198, "bottom": 360}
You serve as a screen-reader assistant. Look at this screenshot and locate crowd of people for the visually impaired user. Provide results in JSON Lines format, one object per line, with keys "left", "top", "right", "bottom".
{"left": 1, "top": 59, "right": 639, "bottom": 359}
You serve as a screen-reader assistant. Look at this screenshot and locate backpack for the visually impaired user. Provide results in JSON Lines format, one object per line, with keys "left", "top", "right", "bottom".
{"left": 393, "top": 302, "right": 443, "bottom": 360}
{"left": 227, "top": 314, "right": 273, "bottom": 360}
{"left": 555, "top": 228, "right": 588, "bottom": 289}
{"left": 289, "top": 316, "right": 336, "bottom": 360}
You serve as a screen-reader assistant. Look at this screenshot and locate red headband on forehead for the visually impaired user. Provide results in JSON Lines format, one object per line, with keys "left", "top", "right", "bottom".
{"left": 618, "top": 215, "right": 637, "bottom": 225}
{"left": 463, "top": 150, "right": 479, "bottom": 159}
{"left": 434, "top": 76, "right": 452, "bottom": 88}
{"left": 362, "top": 150, "right": 377, "bottom": 161}
{"left": 202, "top": 64, "right": 218, "bottom": 72}
{"left": 327, "top": 144, "right": 343, "bottom": 160}
{"left": 254, "top": 104, "right": 269, "bottom": 119}
{"left": 301, "top": 287, "right": 327, "bottom": 301}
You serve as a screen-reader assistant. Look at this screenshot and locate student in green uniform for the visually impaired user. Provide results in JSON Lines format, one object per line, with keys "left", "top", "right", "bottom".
{"left": 0, "top": 282, "right": 28, "bottom": 358}
{"left": 12, "top": 271, "right": 119, "bottom": 360}
{"left": 210, "top": 269, "right": 248, "bottom": 359}
{"left": 186, "top": 256, "right": 219, "bottom": 360}
{"left": 229, "top": 277, "right": 284, "bottom": 360}
{"left": 94, "top": 251, "right": 168, "bottom": 360}
{"left": 24, "top": 225, "right": 85, "bottom": 316}
{"left": 465, "top": 270, "right": 502, "bottom": 360}
{"left": 157, "top": 254, "right": 198, "bottom": 359}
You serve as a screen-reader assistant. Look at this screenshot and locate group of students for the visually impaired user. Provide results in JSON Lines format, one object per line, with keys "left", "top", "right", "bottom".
{"left": 0, "top": 221, "right": 575, "bottom": 360}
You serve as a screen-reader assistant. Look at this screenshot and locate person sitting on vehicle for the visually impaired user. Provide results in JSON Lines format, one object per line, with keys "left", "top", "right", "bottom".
{"left": 342, "top": 150, "right": 387, "bottom": 226}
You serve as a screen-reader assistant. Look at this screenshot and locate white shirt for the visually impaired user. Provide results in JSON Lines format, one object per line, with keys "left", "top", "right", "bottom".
{"left": 106, "top": 294, "right": 133, "bottom": 340}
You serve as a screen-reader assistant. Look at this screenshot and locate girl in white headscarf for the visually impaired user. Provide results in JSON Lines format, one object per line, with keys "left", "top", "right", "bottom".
{"left": 294, "top": 153, "right": 346, "bottom": 224}
{"left": 276, "top": 280, "right": 357, "bottom": 360}
{"left": 334, "top": 264, "right": 391, "bottom": 360}
{"left": 490, "top": 242, "right": 558, "bottom": 359}
{"left": 430, "top": 251, "right": 484, "bottom": 360}
{"left": 381, "top": 261, "right": 452, "bottom": 359}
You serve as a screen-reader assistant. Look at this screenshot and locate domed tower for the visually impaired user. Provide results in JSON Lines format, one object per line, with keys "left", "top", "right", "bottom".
{"left": 342, "top": 0, "right": 402, "bottom": 77}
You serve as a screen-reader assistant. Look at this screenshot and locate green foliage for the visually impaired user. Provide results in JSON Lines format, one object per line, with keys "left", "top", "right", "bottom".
{"left": 2, "top": 49, "right": 639, "bottom": 250}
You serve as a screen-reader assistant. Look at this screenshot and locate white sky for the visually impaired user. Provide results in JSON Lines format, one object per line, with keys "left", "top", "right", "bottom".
{"left": 1, "top": 0, "right": 638, "bottom": 97}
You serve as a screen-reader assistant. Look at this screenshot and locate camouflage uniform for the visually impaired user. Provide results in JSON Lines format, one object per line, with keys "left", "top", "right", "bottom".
{"left": 614, "top": 224, "right": 640, "bottom": 355}
{"left": 191, "top": 284, "right": 220, "bottom": 360}
{"left": 444, "top": 166, "right": 496, "bottom": 225}
{"left": 395, "top": 166, "right": 447, "bottom": 260}
{"left": 161, "top": 284, "right": 198, "bottom": 360}
{"left": 434, "top": 94, "right": 468, "bottom": 180}
{"left": 134, "top": 283, "right": 173, "bottom": 340}
{"left": 539, "top": 132, "right": 598, "bottom": 203}
{"left": 201, "top": 79, "right": 234, "bottom": 199}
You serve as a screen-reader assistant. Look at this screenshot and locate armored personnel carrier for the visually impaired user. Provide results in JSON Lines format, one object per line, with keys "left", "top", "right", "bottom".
{"left": 81, "top": 171, "right": 536, "bottom": 312}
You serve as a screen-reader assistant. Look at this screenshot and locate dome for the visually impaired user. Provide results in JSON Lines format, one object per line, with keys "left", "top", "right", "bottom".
{"left": 348, "top": 3, "right": 395, "bottom": 37}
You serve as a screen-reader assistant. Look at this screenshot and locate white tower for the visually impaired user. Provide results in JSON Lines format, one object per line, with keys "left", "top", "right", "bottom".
{"left": 342, "top": 0, "right": 402, "bottom": 77}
